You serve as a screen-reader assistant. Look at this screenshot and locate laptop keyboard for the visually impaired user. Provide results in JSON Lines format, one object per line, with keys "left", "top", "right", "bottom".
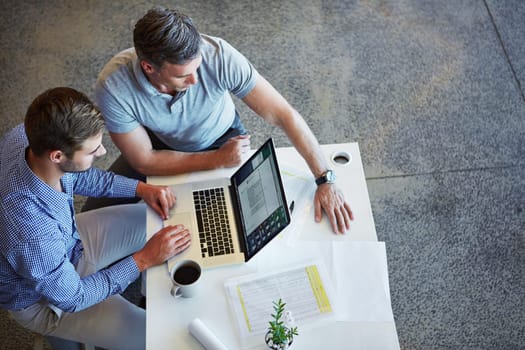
{"left": 193, "top": 187, "right": 235, "bottom": 258}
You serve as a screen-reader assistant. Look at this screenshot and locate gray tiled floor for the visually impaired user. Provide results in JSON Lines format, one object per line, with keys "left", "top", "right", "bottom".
{"left": 0, "top": 1, "right": 523, "bottom": 349}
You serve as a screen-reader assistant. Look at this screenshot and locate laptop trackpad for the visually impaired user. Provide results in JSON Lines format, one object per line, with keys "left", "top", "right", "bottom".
{"left": 165, "top": 211, "right": 193, "bottom": 232}
{"left": 165, "top": 211, "right": 196, "bottom": 271}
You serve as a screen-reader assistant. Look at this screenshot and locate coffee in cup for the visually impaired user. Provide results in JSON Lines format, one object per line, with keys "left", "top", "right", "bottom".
{"left": 170, "top": 260, "right": 201, "bottom": 298}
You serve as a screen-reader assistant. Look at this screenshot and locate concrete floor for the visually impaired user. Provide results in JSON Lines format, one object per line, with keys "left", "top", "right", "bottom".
{"left": 0, "top": 1, "right": 524, "bottom": 349}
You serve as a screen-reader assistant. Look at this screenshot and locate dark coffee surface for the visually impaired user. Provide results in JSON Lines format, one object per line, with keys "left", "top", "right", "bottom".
{"left": 173, "top": 265, "right": 200, "bottom": 285}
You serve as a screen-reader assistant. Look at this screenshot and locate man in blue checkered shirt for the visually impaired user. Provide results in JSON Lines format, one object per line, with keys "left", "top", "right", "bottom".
{"left": 0, "top": 87, "right": 191, "bottom": 349}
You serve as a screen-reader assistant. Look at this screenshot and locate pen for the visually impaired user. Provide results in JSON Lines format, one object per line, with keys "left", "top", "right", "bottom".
{"left": 289, "top": 200, "right": 295, "bottom": 214}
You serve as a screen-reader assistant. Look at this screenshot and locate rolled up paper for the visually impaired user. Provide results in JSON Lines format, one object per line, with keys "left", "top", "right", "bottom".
{"left": 188, "top": 318, "right": 229, "bottom": 350}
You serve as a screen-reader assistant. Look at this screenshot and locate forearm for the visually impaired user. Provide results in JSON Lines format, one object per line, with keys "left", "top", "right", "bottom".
{"left": 132, "top": 250, "right": 151, "bottom": 272}
{"left": 277, "top": 109, "right": 330, "bottom": 179}
{"left": 42, "top": 257, "right": 139, "bottom": 312}
{"left": 74, "top": 168, "right": 138, "bottom": 198}
{"left": 243, "top": 75, "right": 330, "bottom": 179}
{"left": 110, "top": 127, "right": 226, "bottom": 177}
{"left": 131, "top": 148, "right": 222, "bottom": 176}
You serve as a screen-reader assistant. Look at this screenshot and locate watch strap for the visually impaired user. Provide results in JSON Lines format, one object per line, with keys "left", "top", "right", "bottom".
{"left": 315, "top": 170, "right": 335, "bottom": 186}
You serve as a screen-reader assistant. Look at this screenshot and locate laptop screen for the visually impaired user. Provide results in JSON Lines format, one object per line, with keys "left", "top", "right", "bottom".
{"left": 230, "top": 138, "right": 291, "bottom": 260}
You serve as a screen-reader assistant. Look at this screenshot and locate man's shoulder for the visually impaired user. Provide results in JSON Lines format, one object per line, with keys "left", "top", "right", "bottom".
{"left": 201, "top": 34, "right": 223, "bottom": 48}
{"left": 199, "top": 34, "right": 250, "bottom": 75}
{"left": 95, "top": 48, "right": 143, "bottom": 107}
{"left": 199, "top": 34, "right": 257, "bottom": 98}
{"left": 98, "top": 48, "right": 137, "bottom": 85}
{"left": 1, "top": 124, "right": 26, "bottom": 146}
{"left": 0, "top": 124, "right": 27, "bottom": 174}
{"left": 200, "top": 34, "right": 235, "bottom": 57}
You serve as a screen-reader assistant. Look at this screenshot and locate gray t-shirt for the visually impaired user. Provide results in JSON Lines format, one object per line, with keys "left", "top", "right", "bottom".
{"left": 95, "top": 35, "right": 258, "bottom": 152}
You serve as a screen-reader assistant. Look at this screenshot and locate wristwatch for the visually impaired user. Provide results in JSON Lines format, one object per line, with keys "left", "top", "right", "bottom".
{"left": 315, "top": 170, "right": 336, "bottom": 186}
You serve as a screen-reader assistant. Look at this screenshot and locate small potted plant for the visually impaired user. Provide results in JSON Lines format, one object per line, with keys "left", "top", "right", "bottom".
{"left": 265, "top": 299, "right": 299, "bottom": 349}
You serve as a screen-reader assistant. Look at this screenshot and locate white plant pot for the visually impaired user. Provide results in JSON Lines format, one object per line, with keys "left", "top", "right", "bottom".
{"left": 265, "top": 332, "right": 293, "bottom": 350}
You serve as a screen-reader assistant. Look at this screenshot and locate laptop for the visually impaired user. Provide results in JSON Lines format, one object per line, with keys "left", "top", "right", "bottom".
{"left": 164, "top": 138, "right": 291, "bottom": 270}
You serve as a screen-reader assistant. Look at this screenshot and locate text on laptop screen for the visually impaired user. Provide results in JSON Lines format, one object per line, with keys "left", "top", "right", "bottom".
{"left": 232, "top": 140, "right": 289, "bottom": 258}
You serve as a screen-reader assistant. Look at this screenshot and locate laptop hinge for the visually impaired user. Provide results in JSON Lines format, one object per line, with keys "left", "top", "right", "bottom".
{"left": 228, "top": 184, "right": 247, "bottom": 256}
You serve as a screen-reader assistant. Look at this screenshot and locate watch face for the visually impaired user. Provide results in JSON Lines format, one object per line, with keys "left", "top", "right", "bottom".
{"left": 326, "top": 170, "right": 336, "bottom": 183}
{"left": 316, "top": 170, "right": 336, "bottom": 185}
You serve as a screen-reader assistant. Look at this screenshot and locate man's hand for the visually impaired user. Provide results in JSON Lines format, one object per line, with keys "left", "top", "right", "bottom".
{"left": 136, "top": 182, "right": 176, "bottom": 220}
{"left": 133, "top": 225, "right": 191, "bottom": 272}
{"left": 314, "top": 184, "right": 354, "bottom": 234}
{"left": 213, "top": 135, "right": 251, "bottom": 168}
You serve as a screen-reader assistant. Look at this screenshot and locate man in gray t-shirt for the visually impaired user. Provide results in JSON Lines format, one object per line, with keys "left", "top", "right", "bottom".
{"left": 96, "top": 34, "right": 256, "bottom": 152}
{"left": 87, "top": 7, "right": 353, "bottom": 235}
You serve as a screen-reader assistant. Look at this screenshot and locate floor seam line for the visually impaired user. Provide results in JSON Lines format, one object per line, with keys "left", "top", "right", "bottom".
{"left": 483, "top": 0, "right": 525, "bottom": 103}
{"left": 365, "top": 164, "right": 523, "bottom": 180}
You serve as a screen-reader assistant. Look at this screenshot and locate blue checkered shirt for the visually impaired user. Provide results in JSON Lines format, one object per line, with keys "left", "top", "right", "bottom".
{"left": 0, "top": 124, "right": 140, "bottom": 312}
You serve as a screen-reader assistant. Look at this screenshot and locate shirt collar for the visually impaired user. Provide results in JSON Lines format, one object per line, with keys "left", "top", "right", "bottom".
{"left": 19, "top": 149, "right": 72, "bottom": 210}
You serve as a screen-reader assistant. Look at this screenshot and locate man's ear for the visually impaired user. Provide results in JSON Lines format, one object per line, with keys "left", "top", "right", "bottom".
{"left": 140, "top": 60, "right": 156, "bottom": 75}
{"left": 49, "top": 150, "right": 63, "bottom": 164}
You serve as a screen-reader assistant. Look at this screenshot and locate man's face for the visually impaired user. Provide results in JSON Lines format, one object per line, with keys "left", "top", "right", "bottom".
{"left": 144, "top": 55, "right": 202, "bottom": 95}
{"left": 59, "top": 133, "right": 106, "bottom": 173}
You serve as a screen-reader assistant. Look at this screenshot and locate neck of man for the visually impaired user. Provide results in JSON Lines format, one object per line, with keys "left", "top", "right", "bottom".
{"left": 26, "top": 148, "right": 64, "bottom": 192}
{"left": 146, "top": 75, "right": 178, "bottom": 96}
{"left": 140, "top": 64, "right": 180, "bottom": 97}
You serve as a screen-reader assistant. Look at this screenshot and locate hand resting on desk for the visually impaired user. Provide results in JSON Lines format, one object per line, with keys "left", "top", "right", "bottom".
{"left": 314, "top": 183, "right": 354, "bottom": 234}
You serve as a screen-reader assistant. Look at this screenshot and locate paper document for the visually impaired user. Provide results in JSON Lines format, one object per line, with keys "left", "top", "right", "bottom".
{"left": 224, "top": 261, "right": 336, "bottom": 341}
{"left": 331, "top": 241, "right": 395, "bottom": 322}
{"left": 278, "top": 163, "right": 315, "bottom": 241}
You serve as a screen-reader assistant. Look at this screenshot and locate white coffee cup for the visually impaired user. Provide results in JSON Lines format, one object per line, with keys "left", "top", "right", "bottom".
{"left": 170, "top": 259, "right": 202, "bottom": 298}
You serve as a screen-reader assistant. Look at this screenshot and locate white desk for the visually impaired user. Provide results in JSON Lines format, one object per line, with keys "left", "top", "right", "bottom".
{"left": 146, "top": 143, "right": 399, "bottom": 349}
